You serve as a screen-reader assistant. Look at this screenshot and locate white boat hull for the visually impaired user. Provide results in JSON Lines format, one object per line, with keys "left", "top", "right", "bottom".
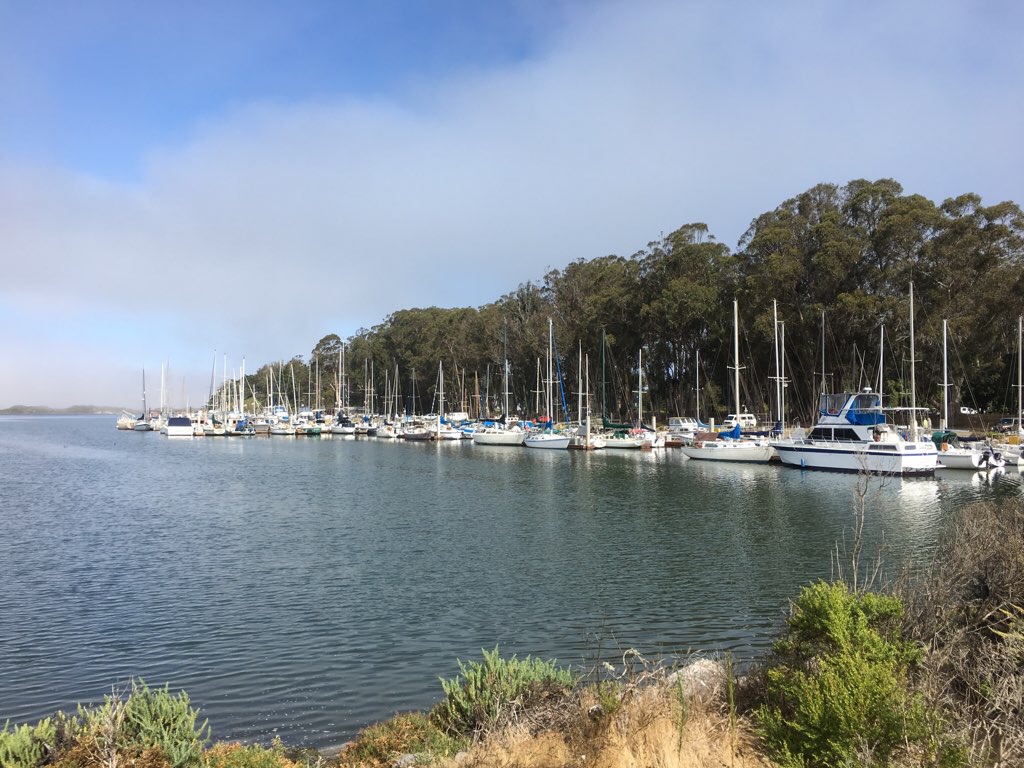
{"left": 771, "top": 440, "right": 938, "bottom": 475}
{"left": 680, "top": 440, "right": 773, "bottom": 462}
{"left": 524, "top": 433, "right": 570, "bottom": 450}
{"left": 938, "top": 446, "right": 1005, "bottom": 470}
{"left": 602, "top": 435, "right": 647, "bottom": 449}
{"left": 473, "top": 430, "right": 526, "bottom": 446}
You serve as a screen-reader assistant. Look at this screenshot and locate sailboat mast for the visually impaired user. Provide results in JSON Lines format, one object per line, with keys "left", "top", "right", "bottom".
{"left": 695, "top": 349, "right": 701, "bottom": 424}
{"left": 578, "top": 342, "right": 583, "bottom": 429}
{"left": 877, "top": 325, "right": 884, "bottom": 401}
{"left": 336, "top": 347, "right": 342, "bottom": 411}
{"left": 585, "top": 353, "right": 591, "bottom": 441}
{"left": 601, "top": 329, "right": 607, "bottom": 421}
{"left": 1018, "top": 315, "right": 1022, "bottom": 431}
{"left": 733, "top": 300, "right": 741, "bottom": 417}
{"left": 942, "top": 319, "right": 949, "bottom": 430}
{"left": 438, "top": 360, "right": 444, "bottom": 437}
{"left": 773, "top": 300, "right": 781, "bottom": 423}
{"left": 638, "top": 348, "right": 643, "bottom": 426}
{"left": 820, "top": 310, "right": 827, "bottom": 397}
{"left": 502, "top": 321, "right": 510, "bottom": 421}
{"left": 547, "top": 318, "right": 554, "bottom": 423}
{"left": 910, "top": 282, "right": 918, "bottom": 441}
{"left": 780, "top": 323, "right": 786, "bottom": 429}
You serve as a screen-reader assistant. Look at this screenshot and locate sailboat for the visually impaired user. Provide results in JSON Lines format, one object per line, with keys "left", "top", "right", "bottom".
{"left": 435, "top": 361, "right": 463, "bottom": 440}
{"left": 525, "top": 319, "right": 570, "bottom": 450}
{"left": 933, "top": 319, "right": 1004, "bottom": 469}
{"left": 133, "top": 369, "right": 154, "bottom": 431}
{"left": 602, "top": 348, "right": 660, "bottom": 449}
{"left": 994, "top": 316, "right": 1024, "bottom": 466}
{"left": 474, "top": 330, "right": 526, "bottom": 446}
{"left": 680, "top": 301, "right": 773, "bottom": 462}
{"left": 569, "top": 347, "right": 604, "bottom": 449}
{"left": 770, "top": 284, "right": 938, "bottom": 474}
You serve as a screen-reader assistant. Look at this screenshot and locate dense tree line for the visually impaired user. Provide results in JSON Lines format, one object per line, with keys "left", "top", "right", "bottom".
{"left": 231, "top": 179, "right": 1024, "bottom": 426}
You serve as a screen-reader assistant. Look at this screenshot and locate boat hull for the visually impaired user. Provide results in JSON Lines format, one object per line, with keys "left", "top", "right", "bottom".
{"left": 524, "top": 433, "right": 570, "bottom": 450}
{"left": 473, "top": 430, "right": 526, "bottom": 446}
{"left": 771, "top": 440, "right": 938, "bottom": 475}
{"left": 680, "top": 441, "right": 773, "bottom": 462}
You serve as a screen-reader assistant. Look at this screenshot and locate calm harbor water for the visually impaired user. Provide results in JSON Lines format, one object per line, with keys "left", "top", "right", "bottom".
{"left": 1, "top": 415, "right": 1020, "bottom": 749}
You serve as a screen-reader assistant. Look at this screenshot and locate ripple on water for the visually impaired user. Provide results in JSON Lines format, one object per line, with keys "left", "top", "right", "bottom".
{"left": 2, "top": 416, "right": 1021, "bottom": 747}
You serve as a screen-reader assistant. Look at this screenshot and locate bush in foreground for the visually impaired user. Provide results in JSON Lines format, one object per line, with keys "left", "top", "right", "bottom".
{"left": 757, "top": 580, "right": 944, "bottom": 767}
{"left": 1, "top": 680, "right": 208, "bottom": 768}
{"left": 431, "top": 646, "right": 579, "bottom": 737}
{"left": 897, "top": 499, "right": 1024, "bottom": 765}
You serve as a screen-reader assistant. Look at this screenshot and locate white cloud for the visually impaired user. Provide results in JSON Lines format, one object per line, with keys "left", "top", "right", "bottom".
{"left": 1, "top": 0, "right": 1021, "bottom": 406}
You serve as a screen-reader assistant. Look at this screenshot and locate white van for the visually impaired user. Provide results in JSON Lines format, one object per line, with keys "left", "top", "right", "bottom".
{"left": 723, "top": 413, "right": 758, "bottom": 430}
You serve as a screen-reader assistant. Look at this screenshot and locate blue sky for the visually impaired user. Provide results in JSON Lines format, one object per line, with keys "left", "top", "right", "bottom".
{"left": 1, "top": 0, "right": 1022, "bottom": 407}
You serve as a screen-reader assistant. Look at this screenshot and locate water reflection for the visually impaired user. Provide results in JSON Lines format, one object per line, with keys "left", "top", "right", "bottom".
{"left": 0, "top": 417, "right": 1017, "bottom": 750}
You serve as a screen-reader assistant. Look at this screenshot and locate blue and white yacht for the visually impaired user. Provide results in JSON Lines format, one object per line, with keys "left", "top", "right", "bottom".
{"left": 771, "top": 389, "right": 938, "bottom": 475}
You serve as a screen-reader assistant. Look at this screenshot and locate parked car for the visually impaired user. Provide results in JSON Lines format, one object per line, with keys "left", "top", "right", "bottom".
{"left": 993, "top": 417, "right": 1020, "bottom": 434}
{"left": 959, "top": 405, "right": 978, "bottom": 415}
{"left": 722, "top": 413, "right": 758, "bottom": 431}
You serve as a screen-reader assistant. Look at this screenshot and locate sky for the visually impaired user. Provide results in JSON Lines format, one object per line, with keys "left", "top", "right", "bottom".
{"left": 1, "top": 0, "right": 1021, "bottom": 408}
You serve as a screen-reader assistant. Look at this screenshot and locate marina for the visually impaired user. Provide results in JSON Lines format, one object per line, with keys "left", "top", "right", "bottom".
{"left": 2, "top": 414, "right": 1021, "bottom": 751}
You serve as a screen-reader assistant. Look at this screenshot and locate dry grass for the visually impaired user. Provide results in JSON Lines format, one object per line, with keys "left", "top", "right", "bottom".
{"left": 434, "top": 658, "right": 774, "bottom": 768}
{"left": 895, "top": 498, "right": 1024, "bottom": 766}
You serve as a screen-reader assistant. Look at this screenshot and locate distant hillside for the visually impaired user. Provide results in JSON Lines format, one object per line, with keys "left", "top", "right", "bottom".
{"left": 0, "top": 405, "right": 127, "bottom": 415}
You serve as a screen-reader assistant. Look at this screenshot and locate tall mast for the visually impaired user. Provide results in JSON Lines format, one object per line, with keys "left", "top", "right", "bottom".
{"left": 773, "top": 300, "right": 781, "bottom": 423}
{"left": 547, "top": 318, "right": 554, "bottom": 425}
{"left": 909, "top": 282, "right": 918, "bottom": 441}
{"left": 733, "top": 299, "right": 741, "bottom": 417}
{"left": 578, "top": 341, "right": 583, "bottom": 429}
{"left": 1018, "top": 315, "right": 1022, "bottom": 431}
{"left": 780, "top": 323, "right": 787, "bottom": 429}
{"left": 336, "top": 346, "right": 343, "bottom": 411}
{"left": 820, "top": 310, "right": 827, "bottom": 397}
{"left": 601, "top": 329, "right": 607, "bottom": 421}
{"left": 877, "top": 325, "right": 884, "bottom": 400}
{"left": 637, "top": 347, "right": 644, "bottom": 427}
{"left": 437, "top": 361, "right": 443, "bottom": 436}
{"left": 502, "top": 321, "right": 510, "bottom": 421}
{"left": 942, "top": 319, "right": 949, "bottom": 430}
{"left": 695, "top": 349, "right": 701, "bottom": 424}
{"left": 585, "top": 353, "right": 591, "bottom": 442}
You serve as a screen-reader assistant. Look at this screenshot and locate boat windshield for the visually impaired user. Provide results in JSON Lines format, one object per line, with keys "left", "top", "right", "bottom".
{"left": 819, "top": 393, "right": 848, "bottom": 416}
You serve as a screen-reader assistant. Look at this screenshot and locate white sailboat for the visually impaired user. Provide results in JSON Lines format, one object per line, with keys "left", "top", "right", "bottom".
{"left": 133, "top": 369, "right": 154, "bottom": 431}
{"left": 525, "top": 319, "right": 570, "bottom": 450}
{"left": 473, "top": 344, "right": 526, "bottom": 446}
{"left": 994, "top": 315, "right": 1024, "bottom": 466}
{"left": 680, "top": 301, "right": 773, "bottom": 462}
{"left": 602, "top": 348, "right": 660, "bottom": 449}
{"left": 935, "top": 319, "right": 1004, "bottom": 470}
{"left": 569, "top": 348, "right": 604, "bottom": 450}
{"left": 435, "top": 361, "right": 463, "bottom": 440}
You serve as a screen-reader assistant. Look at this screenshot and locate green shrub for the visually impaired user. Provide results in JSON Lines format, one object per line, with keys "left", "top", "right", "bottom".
{"left": 204, "top": 739, "right": 306, "bottom": 768}
{"left": 432, "top": 647, "right": 578, "bottom": 736}
{"left": 758, "top": 581, "right": 932, "bottom": 767}
{"left": 123, "top": 680, "right": 209, "bottom": 767}
{"left": 0, "top": 718, "right": 58, "bottom": 768}
{"left": 73, "top": 679, "right": 209, "bottom": 768}
{"left": 345, "top": 711, "right": 464, "bottom": 766}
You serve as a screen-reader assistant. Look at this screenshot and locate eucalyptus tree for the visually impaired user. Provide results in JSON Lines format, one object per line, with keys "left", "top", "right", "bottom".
{"left": 638, "top": 223, "right": 734, "bottom": 418}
